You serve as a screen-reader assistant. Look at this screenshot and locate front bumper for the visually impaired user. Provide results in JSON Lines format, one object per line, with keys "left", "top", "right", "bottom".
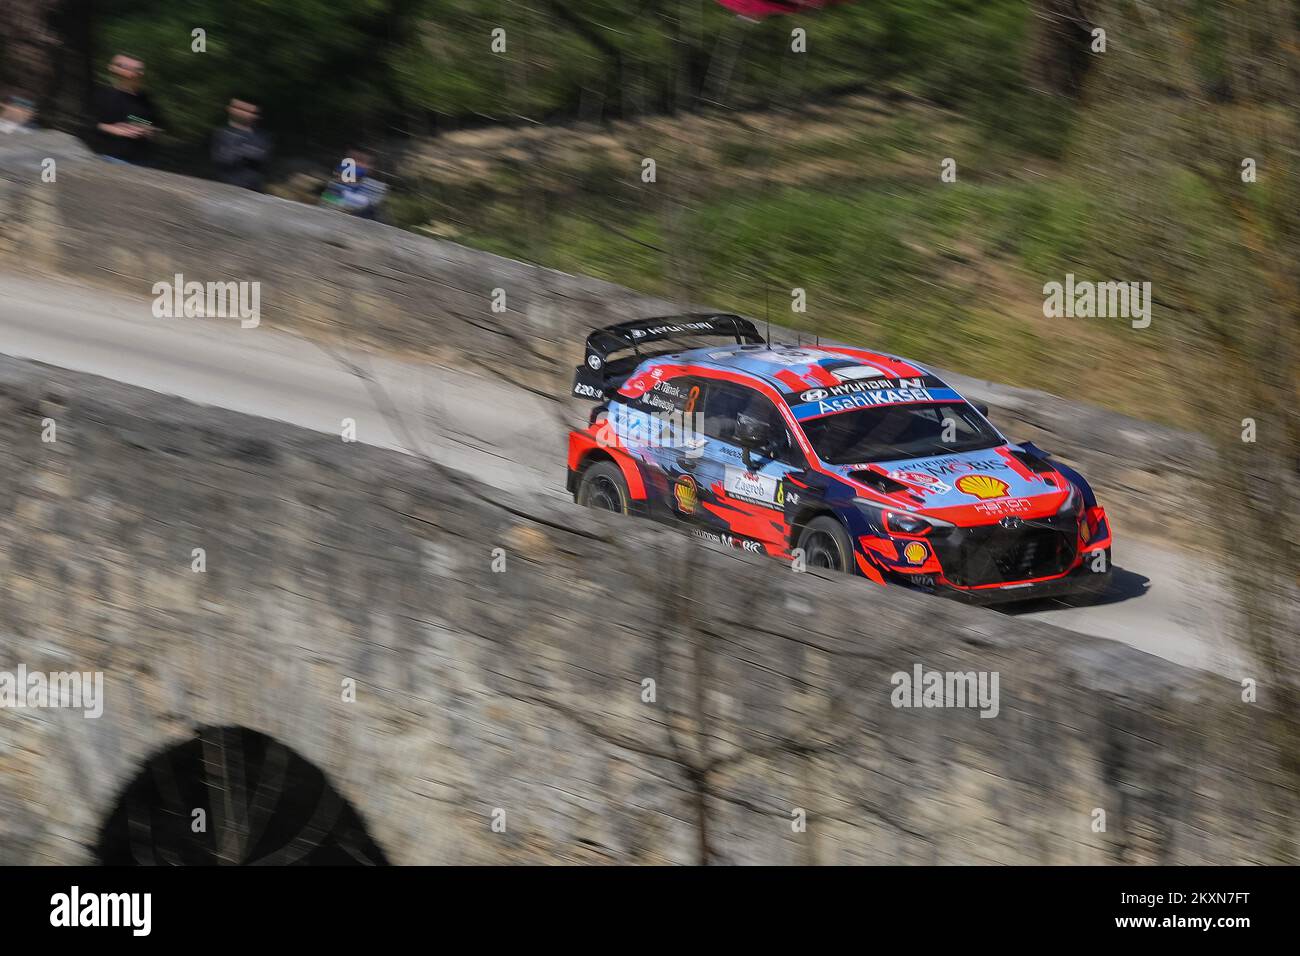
{"left": 863, "top": 508, "right": 1113, "bottom": 605}
{"left": 923, "top": 557, "right": 1111, "bottom": 605}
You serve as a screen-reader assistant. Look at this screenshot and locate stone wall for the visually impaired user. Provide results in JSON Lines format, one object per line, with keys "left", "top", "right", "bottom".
{"left": 0, "top": 355, "right": 1291, "bottom": 865}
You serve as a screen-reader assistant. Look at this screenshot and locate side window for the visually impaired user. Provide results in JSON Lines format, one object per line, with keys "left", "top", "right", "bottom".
{"left": 701, "top": 382, "right": 752, "bottom": 443}
{"left": 702, "top": 383, "right": 803, "bottom": 467}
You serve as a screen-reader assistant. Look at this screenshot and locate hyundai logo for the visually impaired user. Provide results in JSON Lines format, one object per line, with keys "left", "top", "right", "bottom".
{"left": 998, "top": 516, "right": 1024, "bottom": 529}
{"left": 587, "top": 354, "right": 603, "bottom": 370}
{"left": 800, "top": 388, "right": 829, "bottom": 402}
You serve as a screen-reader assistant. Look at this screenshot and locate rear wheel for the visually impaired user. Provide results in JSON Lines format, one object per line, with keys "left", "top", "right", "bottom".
{"left": 577, "top": 460, "right": 630, "bottom": 515}
{"left": 797, "top": 516, "right": 855, "bottom": 573}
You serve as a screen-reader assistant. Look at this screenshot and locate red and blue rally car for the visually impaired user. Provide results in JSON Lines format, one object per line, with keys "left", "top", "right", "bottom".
{"left": 567, "top": 314, "right": 1112, "bottom": 603}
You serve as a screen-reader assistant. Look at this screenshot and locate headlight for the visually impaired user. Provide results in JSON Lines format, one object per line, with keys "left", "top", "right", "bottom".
{"left": 884, "top": 510, "right": 955, "bottom": 536}
{"left": 887, "top": 511, "right": 932, "bottom": 535}
{"left": 857, "top": 500, "right": 953, "bottom": 536}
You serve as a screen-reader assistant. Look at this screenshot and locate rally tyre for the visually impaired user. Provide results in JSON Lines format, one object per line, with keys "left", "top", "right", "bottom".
{"left": 797, "top": 516, "right": 855, "bottom": 574}
{"left": 577, "top": 461, "right": 631, "bottom": 515}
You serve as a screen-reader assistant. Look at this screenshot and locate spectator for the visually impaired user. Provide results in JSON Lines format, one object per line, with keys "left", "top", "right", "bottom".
{"left": 93, "top": 53, "right": 163, "bottom": 165}
{"left": 0, "top": 95, "right": 36, "bottom": 134}
{"left": 211, "top": 97, "right": 271, "bottom": 191}
{"left": 319, "top": 148, "right": 388, "bottom": 221}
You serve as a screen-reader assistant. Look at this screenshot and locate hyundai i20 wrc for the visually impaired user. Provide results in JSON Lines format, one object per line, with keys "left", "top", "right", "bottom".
{"left": 566, "top": 314, "right": 1112, "bottom": 604}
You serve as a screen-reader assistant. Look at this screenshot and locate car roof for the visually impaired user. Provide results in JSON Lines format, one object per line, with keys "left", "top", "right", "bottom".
{"left": 648, "top": 342, "right": 943, "bottom": 397}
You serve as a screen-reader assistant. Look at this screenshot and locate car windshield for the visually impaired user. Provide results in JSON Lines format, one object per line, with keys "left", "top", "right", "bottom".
{"left": 800, "top": 402, "right": 1003, "bottom": 464}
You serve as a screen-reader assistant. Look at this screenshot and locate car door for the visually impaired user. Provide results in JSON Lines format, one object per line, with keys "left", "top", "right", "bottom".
{"left": 683, "top": 380, "right": 805, "bottom": 554}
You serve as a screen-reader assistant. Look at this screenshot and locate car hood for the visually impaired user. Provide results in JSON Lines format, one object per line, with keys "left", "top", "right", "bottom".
{"left": 829, "top": 446, "right": 1066, "bottom": 515}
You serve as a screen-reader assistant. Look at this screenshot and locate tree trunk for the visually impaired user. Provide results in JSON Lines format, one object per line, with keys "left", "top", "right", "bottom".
{"left": 1027, "top": 0, "right": 1098, "bottom": 98}
{"left": 0, "top": 0, "right": 94, "bottom": 129}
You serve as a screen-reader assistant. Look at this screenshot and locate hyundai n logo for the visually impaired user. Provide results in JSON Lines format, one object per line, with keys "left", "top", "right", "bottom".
{"left": 998, "top": 516, "right": 1024, "bottom": 529}
{"left": 800, "top": 388, "right": 829, "bottom": 402}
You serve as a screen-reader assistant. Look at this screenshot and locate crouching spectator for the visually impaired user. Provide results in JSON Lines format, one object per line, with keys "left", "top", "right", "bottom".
{"left": 319, "top": 148, "right": 387, "bottom": 221}
{"left": 0, "top": 95, "right": 36, "bottom": 134}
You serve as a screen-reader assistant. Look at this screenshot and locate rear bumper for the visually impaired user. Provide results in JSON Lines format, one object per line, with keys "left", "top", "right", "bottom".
{"left": 567, "top": 427, "right": 650, "bottom": 502}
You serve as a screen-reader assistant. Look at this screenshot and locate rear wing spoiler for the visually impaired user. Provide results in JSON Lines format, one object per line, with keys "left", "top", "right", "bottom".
{"left": 572, "top": 313, "right": 765, "bottom": 400}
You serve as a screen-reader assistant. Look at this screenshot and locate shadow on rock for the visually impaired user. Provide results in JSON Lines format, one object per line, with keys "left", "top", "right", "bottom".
{"left": 1001, "top": 564, "right": 1151, "bottom": 615}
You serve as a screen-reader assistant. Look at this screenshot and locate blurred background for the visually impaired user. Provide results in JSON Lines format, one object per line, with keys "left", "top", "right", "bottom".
{"left": 4, "top": 1, "right": 1295, "bottom": 425}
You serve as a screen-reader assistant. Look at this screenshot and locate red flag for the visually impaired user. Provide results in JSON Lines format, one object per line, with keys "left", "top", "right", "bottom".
{"left": 715, "top": 0, "right": 847, "bottom": 18}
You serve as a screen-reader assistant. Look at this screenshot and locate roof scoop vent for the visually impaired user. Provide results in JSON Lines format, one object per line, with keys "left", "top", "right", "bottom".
{"left": 1008, "top": 449, "right": 1055, "bottom": 474}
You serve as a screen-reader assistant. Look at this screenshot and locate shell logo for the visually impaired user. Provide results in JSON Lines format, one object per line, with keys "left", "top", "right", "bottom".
{"left": 955, "top": 473, "right": 1010, "bottom": 500}
{"left": 902, "top": 541, "right": 928, "bottom": 565}
{"left": 674, "top": 475, "right": 698, "bottom": 514}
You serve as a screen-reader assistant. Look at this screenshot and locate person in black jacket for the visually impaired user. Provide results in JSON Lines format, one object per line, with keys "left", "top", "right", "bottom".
{"left": 92, "top": 53, "right": 163, "bottom": 165}
{"left": 211, "top": 98, "right": 272, "bottom": 191}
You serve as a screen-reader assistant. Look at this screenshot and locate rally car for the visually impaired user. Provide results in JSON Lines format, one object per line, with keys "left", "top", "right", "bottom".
{"left": 566, "top": 314, "right": 1112, "bottom": 603}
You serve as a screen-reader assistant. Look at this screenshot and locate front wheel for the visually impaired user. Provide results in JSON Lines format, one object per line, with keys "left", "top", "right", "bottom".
{"left": 796, "top": 516, "right": 855, "bottom": 573}
{"left": 576, "top": 460, "right": 631, "bottom": 515}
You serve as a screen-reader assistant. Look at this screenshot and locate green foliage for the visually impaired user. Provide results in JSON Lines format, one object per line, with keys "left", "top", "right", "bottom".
{"left": 96, "top": 0, "right": 1039, "bottom": 152}
{"left": 101, "top": 0, "right": 401, "bottom": 144}
{"left": 687, "top": 188, "right": 928, "bottom": 311}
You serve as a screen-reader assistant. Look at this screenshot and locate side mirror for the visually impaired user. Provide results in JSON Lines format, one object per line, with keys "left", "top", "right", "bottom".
{"left": 973, "top": 402, "right": 990, "bottom": 417}
{"left": 735, "top": 415, "right": 772, "bottom": 451}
